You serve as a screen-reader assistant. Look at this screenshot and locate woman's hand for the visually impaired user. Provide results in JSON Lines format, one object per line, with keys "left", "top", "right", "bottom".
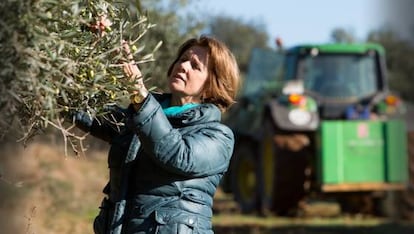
{"left": 121, "top": 41, "right": 148, "bottom": 108}
{"left": 122, "top": 40, "right": 143, "bottom": 86}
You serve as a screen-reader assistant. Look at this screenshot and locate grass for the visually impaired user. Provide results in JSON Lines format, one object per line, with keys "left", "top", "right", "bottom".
{"left": 213, "top": 214, "right": 389, "bottom": 228}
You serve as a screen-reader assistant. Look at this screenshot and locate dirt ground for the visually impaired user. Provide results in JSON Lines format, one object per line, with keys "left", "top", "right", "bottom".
{"left": 1, "top": 132, "right": 414, "bottom": 234}
{"left": 0, "top": 140, "right": 109, "bottom": 234}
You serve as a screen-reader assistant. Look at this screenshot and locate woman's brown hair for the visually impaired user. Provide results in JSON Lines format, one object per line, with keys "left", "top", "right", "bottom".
{"left": 167, "top": 36, "right": 241, "bottom": 112}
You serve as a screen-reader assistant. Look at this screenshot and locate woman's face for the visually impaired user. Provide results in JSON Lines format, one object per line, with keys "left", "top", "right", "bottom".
{"left": 168, "top": 45, "right": 209, "bottom": 104}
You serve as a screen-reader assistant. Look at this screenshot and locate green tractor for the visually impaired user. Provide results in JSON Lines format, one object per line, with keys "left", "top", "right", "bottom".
{"left": 223, "top": 43, "right": 408, "bottom": 216}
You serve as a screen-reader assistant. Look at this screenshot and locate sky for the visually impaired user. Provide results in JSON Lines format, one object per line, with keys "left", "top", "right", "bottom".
{"left": 187, "top": 0, "right": 403, "bottom": 47}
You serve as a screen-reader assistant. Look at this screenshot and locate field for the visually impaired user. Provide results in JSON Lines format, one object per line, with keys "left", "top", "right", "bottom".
{"left": 0, "top": 139, "right": 108, "bottom": 234}
{"left": 0, "top": 132, "right": 414, "bottom": 234}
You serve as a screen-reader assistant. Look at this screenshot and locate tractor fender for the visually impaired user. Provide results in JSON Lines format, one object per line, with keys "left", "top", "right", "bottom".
{"left": 266, "top": 98, "right": 319, "bottom": 131}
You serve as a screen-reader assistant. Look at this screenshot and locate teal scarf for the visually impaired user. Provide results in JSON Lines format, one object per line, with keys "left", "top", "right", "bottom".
{"left": 161, "top": 98, "right": 199, "bottom": 116}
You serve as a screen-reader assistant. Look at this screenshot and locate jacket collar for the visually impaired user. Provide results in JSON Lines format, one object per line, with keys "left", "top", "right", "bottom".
{"left": 153, "top": 93, "right": 221, "bottom": 126}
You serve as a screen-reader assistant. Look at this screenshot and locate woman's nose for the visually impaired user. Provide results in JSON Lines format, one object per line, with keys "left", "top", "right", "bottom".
{"left": 179, "top": 61, "right": 190, "bottom": 72}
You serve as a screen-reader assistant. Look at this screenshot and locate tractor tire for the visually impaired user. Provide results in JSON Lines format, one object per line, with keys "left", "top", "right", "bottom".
{"left": 377, "top": 191, "right": 401, "bottom": 219}
{"left": 257, "top": 118, "right": 278, "bottom": 215}
{"left": 258, "top": 117, "right": 309, "bottom": 215}
{"left": 230, "top": 141, "right": 258, "bottom": 213}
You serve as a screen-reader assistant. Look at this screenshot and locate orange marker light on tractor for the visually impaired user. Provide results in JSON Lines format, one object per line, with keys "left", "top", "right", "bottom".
{"left": 288, "top": 94, "right": 303, "bottom": 105}
{"left": 385, "top": 95, "right": 398, "bottom": 106}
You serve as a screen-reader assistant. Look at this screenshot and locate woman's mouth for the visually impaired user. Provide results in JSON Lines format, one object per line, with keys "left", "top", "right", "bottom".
{"left": 172, "top": 74, "right": 185, "bottom": 82}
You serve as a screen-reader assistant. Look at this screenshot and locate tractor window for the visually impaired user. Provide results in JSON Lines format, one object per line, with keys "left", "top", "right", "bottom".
{"left": 285, "top": 53, "right": 297, "bottom": 80}
{"left": 243, "top": 48, "right": 284, "bottom": 96}
{"left": 300, "top": 53, "right": 378, "bottom": 99}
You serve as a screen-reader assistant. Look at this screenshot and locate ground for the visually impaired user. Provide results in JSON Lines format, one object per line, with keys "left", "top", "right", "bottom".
{"left": 0, "top": 139, "right": 108, "bottom": 234}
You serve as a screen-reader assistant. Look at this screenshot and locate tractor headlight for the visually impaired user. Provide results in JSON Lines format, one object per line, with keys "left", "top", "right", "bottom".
{"left": 288, "top": 109, "right": 311, "bottom": 126}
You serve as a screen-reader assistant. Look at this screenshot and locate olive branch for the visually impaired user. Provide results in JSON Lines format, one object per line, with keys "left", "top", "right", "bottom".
{"left": 0, "top": 0, "right": 161, "bottom": 155}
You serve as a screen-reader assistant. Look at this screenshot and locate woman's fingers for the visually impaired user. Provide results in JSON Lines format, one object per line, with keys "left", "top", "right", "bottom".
{"left": 122, "top": 40, "right": 134, "bottom": 60}
{"left": 120, "top": 40, "right": 144, "bottom": 90}
{"left": 123, "top": 62, "right": 142, "bottom": 80}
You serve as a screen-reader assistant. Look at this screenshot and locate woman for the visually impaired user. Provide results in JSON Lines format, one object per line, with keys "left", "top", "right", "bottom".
{"left": 75, "top": 35, "right": 240, "bottom": 234}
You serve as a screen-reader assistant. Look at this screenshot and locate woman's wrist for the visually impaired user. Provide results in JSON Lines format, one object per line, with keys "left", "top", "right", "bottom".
{"left": 130, "top": 86, "right": 149, "bottom": 111}
{"left": 130, "top": 86, "right": 148, "bottom": 102}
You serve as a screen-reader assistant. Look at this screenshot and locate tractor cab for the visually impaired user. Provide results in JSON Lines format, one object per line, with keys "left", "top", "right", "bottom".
{"left": 283, "top": 44, "right": 403, "bottom": 120}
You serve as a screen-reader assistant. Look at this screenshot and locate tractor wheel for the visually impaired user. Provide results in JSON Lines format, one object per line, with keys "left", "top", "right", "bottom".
{"left": 257, "top": 118, "right": 277, "bottom": 215}
{"left": 376, "top": 191, "right": 401, "bottom": 219}
{"left": 259, "top": 117, "right": 309, "bottom": 215}
{"left": 230, "top": 142, "right": 258, "bottom": 213}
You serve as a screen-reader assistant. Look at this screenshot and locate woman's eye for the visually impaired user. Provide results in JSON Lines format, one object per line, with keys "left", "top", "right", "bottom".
{"left": 191, "top": 62, "right": 199, "bottom": 69}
